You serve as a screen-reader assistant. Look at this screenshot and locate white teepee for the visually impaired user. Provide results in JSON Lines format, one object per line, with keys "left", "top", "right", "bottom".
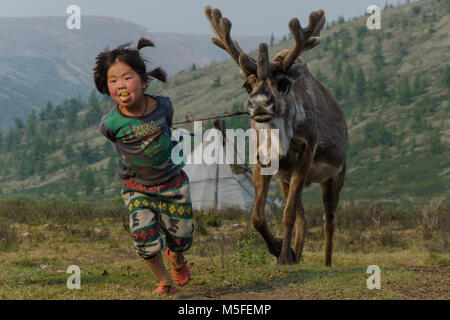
{"left": 182, "top": 127, "right": 275, "bottom": 213}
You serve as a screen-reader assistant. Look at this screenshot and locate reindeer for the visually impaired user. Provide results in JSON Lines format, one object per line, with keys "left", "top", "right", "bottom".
{"left": 204, "top": 6, "right": 348, "bottom": 265}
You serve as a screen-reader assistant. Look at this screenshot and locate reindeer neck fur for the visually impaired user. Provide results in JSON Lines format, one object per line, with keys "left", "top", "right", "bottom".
{"left": 252, "top": 79, "right": 309, "bottom": 161}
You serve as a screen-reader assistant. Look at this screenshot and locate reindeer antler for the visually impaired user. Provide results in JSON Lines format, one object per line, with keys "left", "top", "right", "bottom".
{"left": 204, "top": 5, "right": 257, "bottom": 76}
{"left": 281, "top": 10, "right": 325, "bottom": 72}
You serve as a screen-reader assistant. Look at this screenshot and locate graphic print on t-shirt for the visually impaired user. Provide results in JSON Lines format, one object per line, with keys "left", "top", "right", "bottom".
{"left": 99, "top": 95, "right": 182, "bottom": 186}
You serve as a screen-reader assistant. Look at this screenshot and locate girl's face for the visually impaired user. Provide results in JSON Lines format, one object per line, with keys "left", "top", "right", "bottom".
{"left": 107, "top": 60, "right": 147, "bottom": 108}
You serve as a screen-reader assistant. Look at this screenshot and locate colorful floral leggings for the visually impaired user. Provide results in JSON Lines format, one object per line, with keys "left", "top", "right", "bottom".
{"left": 121, "top": 170, "right": 194, "bottom": 260}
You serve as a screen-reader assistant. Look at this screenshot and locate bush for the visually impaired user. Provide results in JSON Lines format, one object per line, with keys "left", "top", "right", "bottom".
{"left": 442, "top": 65, "right": 450, "bottom": 87}
{"left": 0, "top": 220, "right": 20, "bottom": 251}
{"left": 232, "top": 236, "right": 268, "bottom": 266}
{"left": 412, "top": 5, "right": 422, "bottom": 15}
{"left": 211, "top": 76, "right": 221, "bottom": 88}
{"left": 363, "top": 121, "right": 394, "bottom": 147}
{"left": 416, "top": 201, "right": 446, "bottom": 240}
{"left": 396, "top": 77, "right": 413, "bottom": 105}
{"left": 205, "top": 214, "right": 221, "bottom": 227}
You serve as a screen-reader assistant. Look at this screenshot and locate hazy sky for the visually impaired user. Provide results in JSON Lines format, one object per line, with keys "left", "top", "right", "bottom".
{"left": 1, "top": 0, "right": 413, "bottom": 36}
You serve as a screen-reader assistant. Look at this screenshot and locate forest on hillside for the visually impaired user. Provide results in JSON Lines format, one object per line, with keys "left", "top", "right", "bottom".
{"left": 0, "top": 0, "right": 448, "bottom": 204}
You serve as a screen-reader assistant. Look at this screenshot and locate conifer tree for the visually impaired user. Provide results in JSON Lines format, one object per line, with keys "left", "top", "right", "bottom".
{"left": 355, "top": 68, "right": 366, "bottom": 100}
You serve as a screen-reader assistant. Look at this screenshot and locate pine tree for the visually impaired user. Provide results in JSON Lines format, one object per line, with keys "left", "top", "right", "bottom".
{"left": 369, "top": 72, "right": 388, "bottom": 102}
{"left": 211, "top": 76, "right": 221, "bottom": 88}
{"left": 64, "top": 101, "right": 79, "bottom": 131}
{"left": 54, "top": 105, "right": 64, "bottom": 119}
{"left": 13, "top": 117, "right": 25, "bottom": 130}
{"left": 323, "top": 36, "right": 331, "bottom": 51}
{"left": 442, "top": 64, "right": 450, "bottom": 88}
{"left": 396, "top": 77, "right": 412, "bottom": 105}
{"left": 429, "top": 129, "right": 442, "bottom": 155}
{"left": 88, "top": 90, "right": 100, "bottom": 108}
{"left": 26, "top": 110, "right": 37, "bottom": 138}
{"left": 40, "top": 101, "right": 53, "bottom": 121}
{"left": 78, "top": 142, "right": 92, "bottom": 164}
{"left": 372, "top": 38, "right": 385, "bottom": 67}
{"left": 355, "top": 68, "right": 366, "bottom": 100}
{"left": 63, "top": 143, "right": 74, "bottom": 161}
{"left": 344, "top": 65, "right": 355, "bottom": 83}
{"left": 85, "top": 102, "right": 103, "bottom": 126}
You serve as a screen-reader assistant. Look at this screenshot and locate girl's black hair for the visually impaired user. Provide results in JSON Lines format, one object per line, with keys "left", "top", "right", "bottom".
{"left": 93, "top": 37, "right": 167, "bottom": 95}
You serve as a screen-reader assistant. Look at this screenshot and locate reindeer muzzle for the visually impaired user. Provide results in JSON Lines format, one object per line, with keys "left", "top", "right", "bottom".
{"left": 252, "top": 113, "right": 273, "bottom": 123}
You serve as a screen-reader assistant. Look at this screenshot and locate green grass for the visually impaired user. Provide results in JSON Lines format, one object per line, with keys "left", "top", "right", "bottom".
{"left": 0, "top": 199, "right": 448, "bottom": 300}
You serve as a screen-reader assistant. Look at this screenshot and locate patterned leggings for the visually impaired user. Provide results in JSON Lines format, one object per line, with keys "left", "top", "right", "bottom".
{"left": 121, "top": 170, "right": 194, "bottom": 260}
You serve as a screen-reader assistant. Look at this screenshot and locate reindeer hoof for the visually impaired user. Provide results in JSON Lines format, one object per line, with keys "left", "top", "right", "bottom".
{"left": 267, "top": 238, "right": 283, "bottom": 257}
{"left": 276, "top": 249, "right": 295, "bottom": 265}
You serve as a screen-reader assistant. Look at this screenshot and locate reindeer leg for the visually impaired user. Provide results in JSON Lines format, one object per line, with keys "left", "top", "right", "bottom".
{"left": 277, "top": 173, "right": 307, "bottom": 265}
{"left": 293, "top": 197, "right": 307, "bottom": 263}
{"left": 278, "top": 143, "right": 313, "bottom": 265}
{"left": 278, "top": 180, "right": 296, "bottom": 259}
{"left": 320, "top": 176, "right": 341, "bottom": 267}
{"left": 251, "top": 163, "right": 279, "bottom": 257}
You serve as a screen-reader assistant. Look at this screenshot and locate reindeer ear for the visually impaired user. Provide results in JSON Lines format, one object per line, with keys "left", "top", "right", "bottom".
{"left": 286, "top": 62, "right": 307, "bottom": 80}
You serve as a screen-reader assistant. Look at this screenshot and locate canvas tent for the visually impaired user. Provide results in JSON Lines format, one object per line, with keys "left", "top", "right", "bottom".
{"left": 182, "top": 126, "right": 275, "bottom": 213}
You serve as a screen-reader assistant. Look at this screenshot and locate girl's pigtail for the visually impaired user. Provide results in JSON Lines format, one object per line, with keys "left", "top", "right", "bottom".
{"left": 148, "top": 67, "right": 167, "bottom": 83}
{"left": 136, "top": 37, "right": 166, "bottom": 82}
{"left": 137, "top": 37, "right": 155, "bottom": 51}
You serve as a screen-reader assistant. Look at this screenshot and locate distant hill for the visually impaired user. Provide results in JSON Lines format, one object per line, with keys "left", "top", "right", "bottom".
{"left": 0, "top": 15, "right": 267, "bottom": 132}
{"left": 0, "top": 0, "right": 448, "bottom": 205}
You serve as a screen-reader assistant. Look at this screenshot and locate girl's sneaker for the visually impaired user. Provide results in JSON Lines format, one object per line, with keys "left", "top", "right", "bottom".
{"left": 165, "top": 248, "right": 190, "bottom": 286}
{"left": 154, "top": 281, "right": 177, "bottom": 295}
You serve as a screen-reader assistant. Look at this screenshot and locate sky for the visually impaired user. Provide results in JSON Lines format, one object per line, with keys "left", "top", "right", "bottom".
{"left": 0, "top": 0, "right": 413, "bottom": 36}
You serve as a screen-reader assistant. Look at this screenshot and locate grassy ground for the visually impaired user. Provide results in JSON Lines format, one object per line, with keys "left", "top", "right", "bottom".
{"left": 0, "top": 199, "right": 448, "bottom": 300}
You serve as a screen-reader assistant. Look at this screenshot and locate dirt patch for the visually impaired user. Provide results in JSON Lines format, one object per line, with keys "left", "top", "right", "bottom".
{"left": 178, "top": 266, "right": 450, "bottom": 300}
{"left": 390, "top": 266, "right": 450, "bottom": 300}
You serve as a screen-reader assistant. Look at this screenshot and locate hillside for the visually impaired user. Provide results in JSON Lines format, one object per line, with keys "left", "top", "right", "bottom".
{"left": 0, "top": 0, "right": 448, "bottom": 206}
{"left": 0, "top": 15, "right": 267, "bottom": 132}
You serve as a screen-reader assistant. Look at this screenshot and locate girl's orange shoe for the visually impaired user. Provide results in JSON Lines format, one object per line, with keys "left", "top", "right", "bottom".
{"left": 154, "top": 281, "right": 177, "bottom": 295}
{"left": 165, "top": 248, "right": 190, "bottom": 286}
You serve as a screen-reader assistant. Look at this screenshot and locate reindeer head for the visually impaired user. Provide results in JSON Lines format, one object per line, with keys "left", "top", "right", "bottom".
{"left": 204, "top": 6, "right": 325, "bottom": 123}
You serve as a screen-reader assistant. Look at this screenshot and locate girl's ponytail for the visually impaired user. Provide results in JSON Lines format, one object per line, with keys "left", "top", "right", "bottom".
{"left": 147, "top": 67, "right": 167, "bottom": 83}
{"left": 137, "top": 37, "right": 155, "bottom": 51}
{"left": 136, "top": 37, "right": 167, "bottom": 82}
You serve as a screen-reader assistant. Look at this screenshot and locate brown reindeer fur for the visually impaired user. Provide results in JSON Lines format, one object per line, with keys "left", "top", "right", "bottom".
{"left": 204, "top": 6, "right": 348, "bottom": 266}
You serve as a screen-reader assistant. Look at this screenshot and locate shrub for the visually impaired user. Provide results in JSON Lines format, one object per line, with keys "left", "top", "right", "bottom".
{"left": 232, "top": 236, "right": 269, "bottom": 266}
{"left": 442, "top": 65, "right": 450, "bottom": 87}
{"left": 363, "top": 121, "right": 394, "bottom": 147}
{"left": 416, "top": 201, "right": 443, "bottom": 240}
{"left": 396, "top": 77, "right": 412, "bottom": 105}
{"left": 412, "top": 5, "right": 422, "bottom": 15}
{"left": 205, "top": 214, "right": 221, "bottom": 227}
{"left": 0, "top": 220, "right": 20, "bottom": 251}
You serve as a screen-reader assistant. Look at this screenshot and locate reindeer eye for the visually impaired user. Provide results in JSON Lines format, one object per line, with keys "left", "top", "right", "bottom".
{"left": 277, "top": 78, "right": 290, "bottom": 93}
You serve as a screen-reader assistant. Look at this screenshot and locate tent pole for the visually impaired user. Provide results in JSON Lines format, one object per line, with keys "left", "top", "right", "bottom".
{"left": 212, "top": 119, "right": 225, "bottom": 212}
{"left": 214, "top": 161, "right": 219, "bottom": 211}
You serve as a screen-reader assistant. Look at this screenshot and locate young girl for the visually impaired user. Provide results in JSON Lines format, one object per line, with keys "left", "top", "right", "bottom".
{"left": 93, "top": 38, "right": 193, "bottom": 295}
